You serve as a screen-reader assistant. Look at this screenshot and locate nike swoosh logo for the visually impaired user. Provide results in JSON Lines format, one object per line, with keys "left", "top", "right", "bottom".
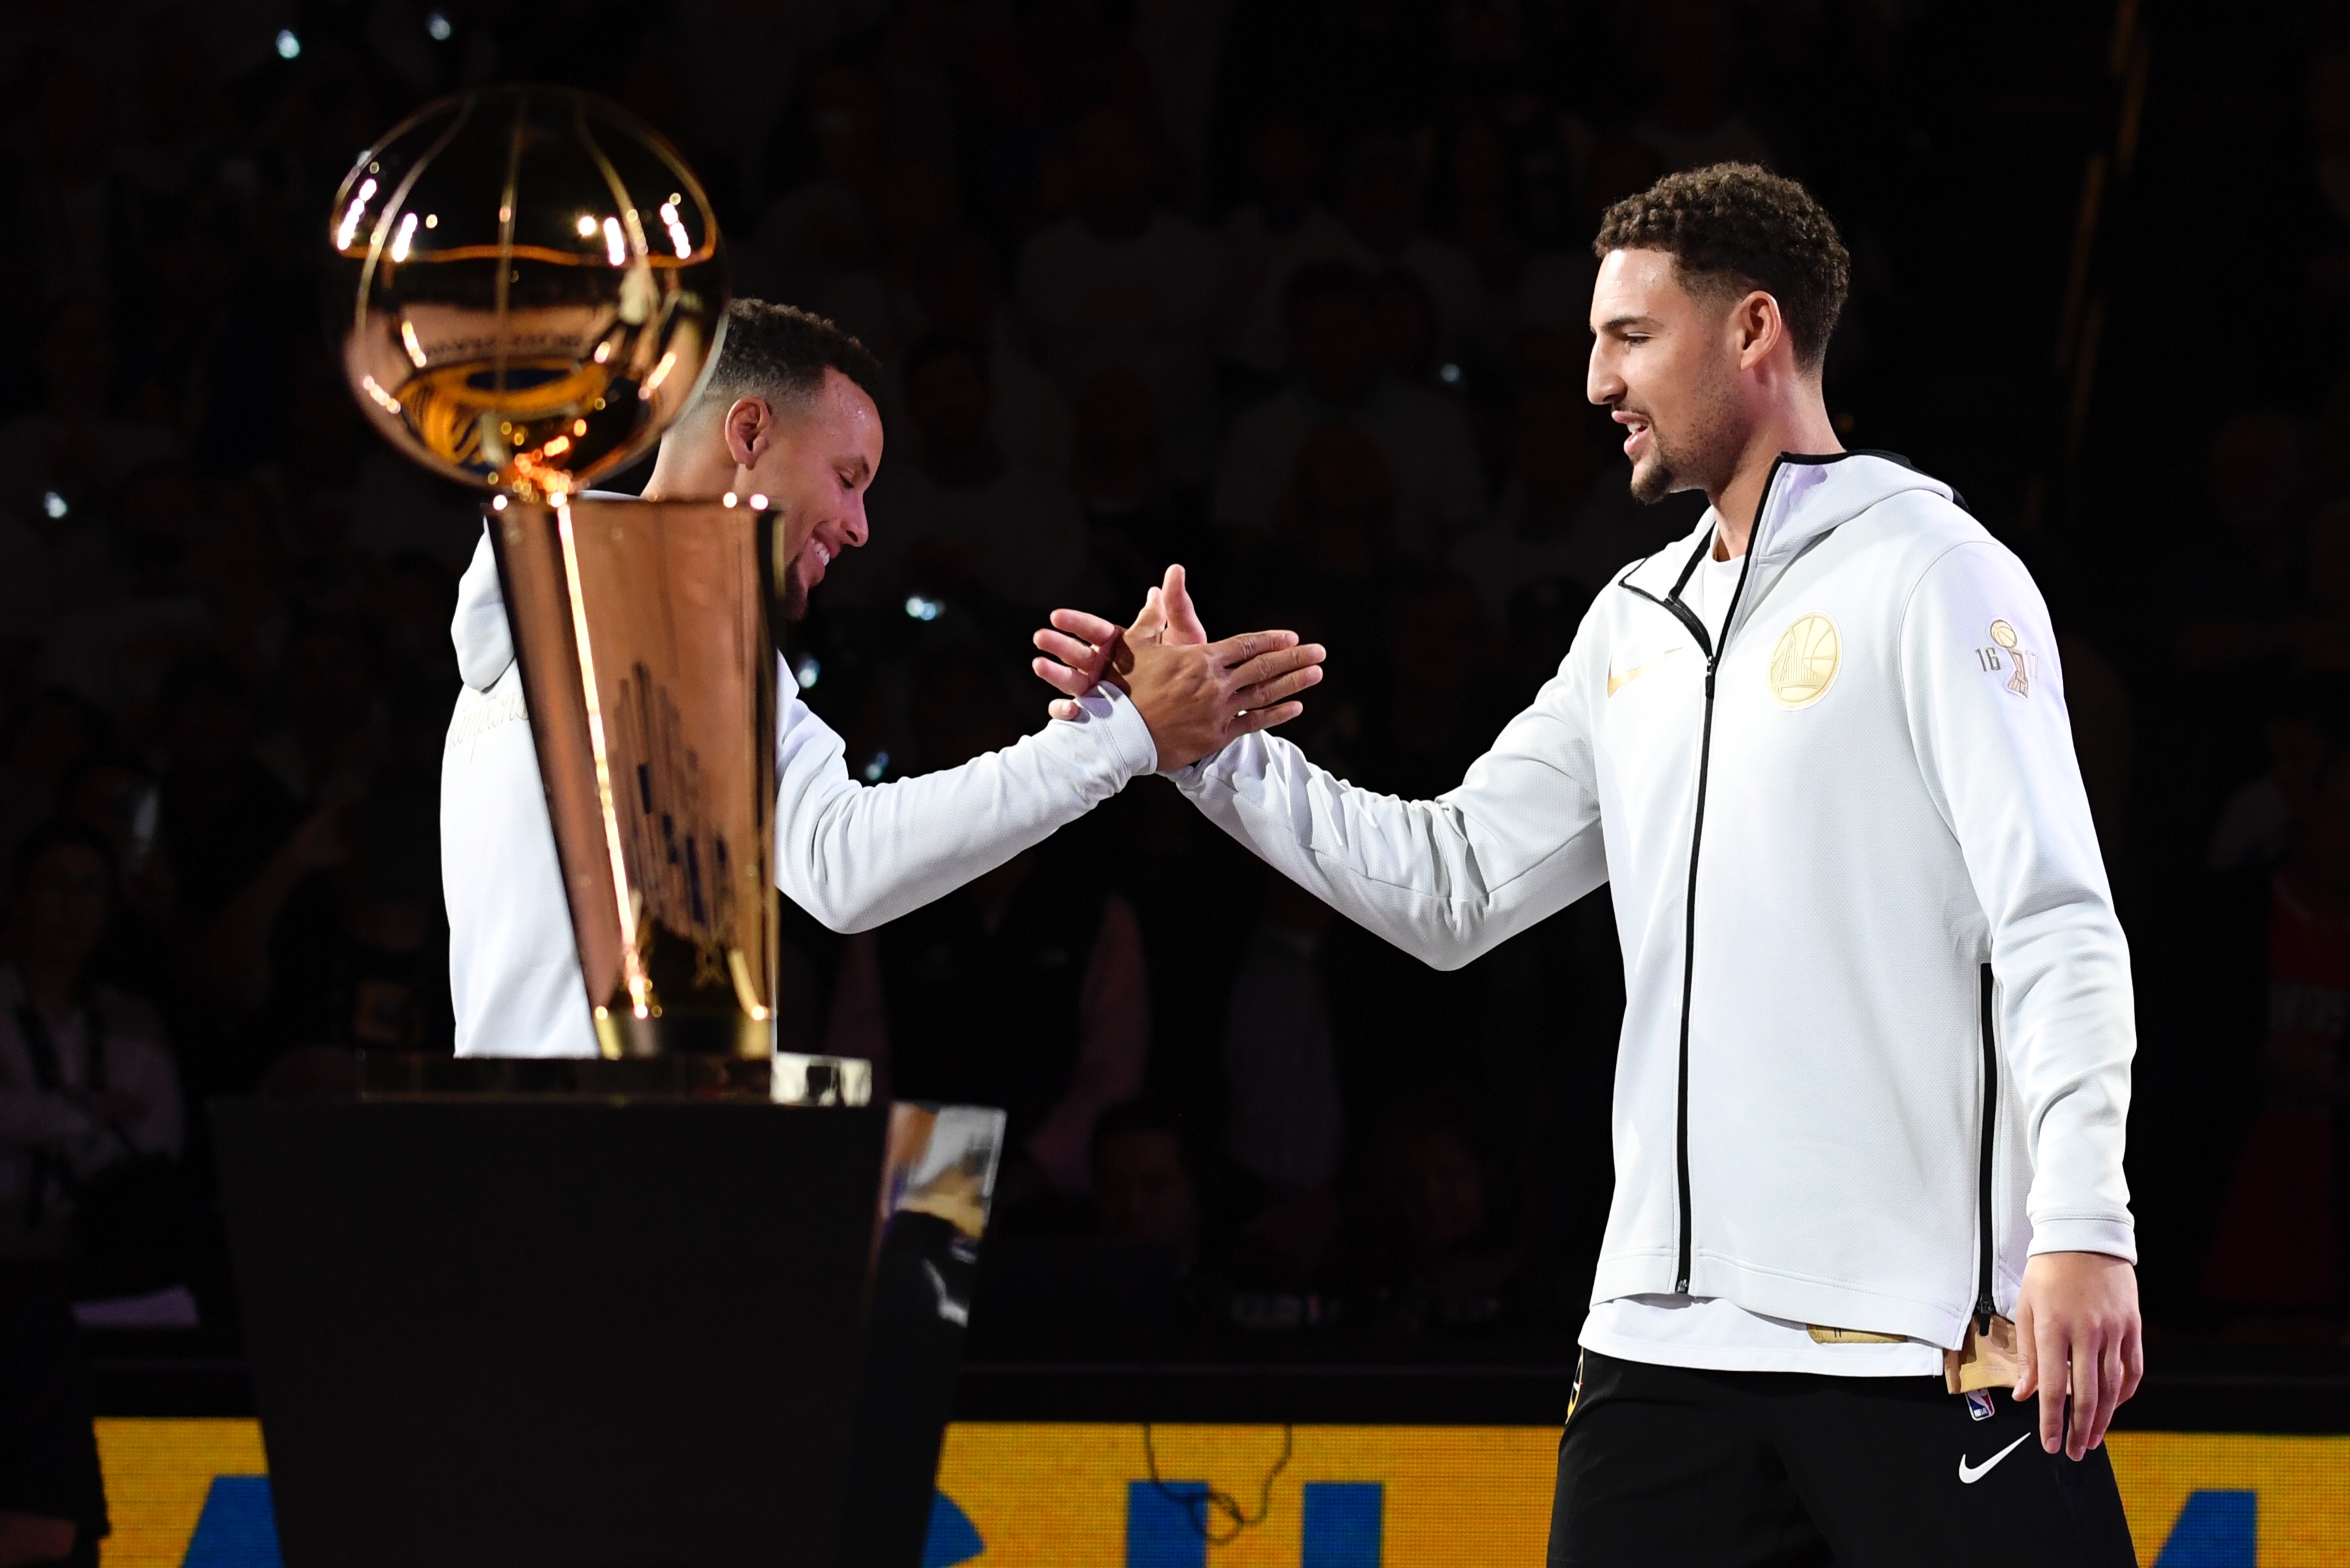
{"left": 1607, "top": 648, "right": 1677, "bottom": 696}
{"left": 1957, "top": 1432, "right": 2032, "bottom": 1484}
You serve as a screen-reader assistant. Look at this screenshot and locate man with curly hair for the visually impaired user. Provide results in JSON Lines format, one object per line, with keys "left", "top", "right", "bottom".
{"left": 1036, "top": 165, "right": 2139, "bottom": 1563}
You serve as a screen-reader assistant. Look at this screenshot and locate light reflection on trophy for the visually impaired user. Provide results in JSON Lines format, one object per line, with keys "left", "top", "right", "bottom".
{"left": 329, "top": 87, "right": 784, "bottom": 1061}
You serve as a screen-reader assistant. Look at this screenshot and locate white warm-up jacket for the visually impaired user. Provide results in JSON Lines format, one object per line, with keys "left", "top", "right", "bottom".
{"left": 440, "top": 530, "right": 1160, "bottom": 1058}
{"left": 1170, "top": 453, "right": 2135, "bottom": 1349}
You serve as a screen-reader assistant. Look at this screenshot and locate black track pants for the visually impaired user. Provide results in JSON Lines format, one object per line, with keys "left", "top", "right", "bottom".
{"left": 1548, "top": 1351, "right": 2135, "bottom": 1567}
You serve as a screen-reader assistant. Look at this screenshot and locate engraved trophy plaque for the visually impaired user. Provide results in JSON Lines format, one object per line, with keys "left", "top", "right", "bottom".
{"left": 329, "top": 87, "right": 787, "bottom": 1061}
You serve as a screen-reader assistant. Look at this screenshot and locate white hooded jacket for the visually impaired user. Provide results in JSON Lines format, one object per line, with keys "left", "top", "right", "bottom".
{"left": 1170, "top": 453, "right": 2135, "bottom": 1351}
{"left": 440, "top": 528, "right": 1159, "bottom": 1058}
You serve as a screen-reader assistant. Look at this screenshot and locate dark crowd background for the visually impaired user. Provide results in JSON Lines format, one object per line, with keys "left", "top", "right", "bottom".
{"left": 0, "top": 0, "right": 2344, "bottom": 1369}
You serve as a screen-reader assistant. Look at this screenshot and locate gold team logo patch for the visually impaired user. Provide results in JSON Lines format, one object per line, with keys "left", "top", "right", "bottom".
{"left": 1767, "top": 613, "right": 1840, "bottom": 708}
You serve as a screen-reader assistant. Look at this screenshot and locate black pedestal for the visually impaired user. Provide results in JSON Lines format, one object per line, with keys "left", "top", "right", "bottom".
{"left": 215, "top": 1097, "right": 891, "bottom": 1568}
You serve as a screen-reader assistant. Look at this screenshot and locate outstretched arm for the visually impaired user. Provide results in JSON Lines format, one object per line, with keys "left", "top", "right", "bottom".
{"left": 780, "top": 570, "right": 1324, "bottom": 932}
{"left": 1033, "top": 570, "right": 1610, "bottom": 969}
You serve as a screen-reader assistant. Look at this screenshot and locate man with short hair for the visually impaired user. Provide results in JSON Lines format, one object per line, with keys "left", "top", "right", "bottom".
{"left": 1039, "top": 166, "right": 2139, "bottom": 1563}
{"left": 444, "top": 300, "right": 1324, "bottom": 1061}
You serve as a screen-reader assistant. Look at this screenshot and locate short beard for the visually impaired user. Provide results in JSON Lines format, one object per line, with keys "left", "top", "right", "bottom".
{"left": 1628, "top": 441, "right": 1681, "bottom": 505}
{"left": 1626, "top": 364, "right": 1745, "bottom": 506}
{"left": 780, "top": 558, "right": 810, "bottom": 622}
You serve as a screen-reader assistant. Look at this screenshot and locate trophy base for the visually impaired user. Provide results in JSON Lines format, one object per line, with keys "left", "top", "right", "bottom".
{"left": 593, "top": 1007, "right": 774, "bottom": 1061}
{"left": 359, "top": 1052, "right": 774, "bottom": 1100}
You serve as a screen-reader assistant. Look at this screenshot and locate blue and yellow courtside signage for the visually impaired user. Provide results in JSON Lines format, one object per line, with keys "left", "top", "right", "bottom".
{"left": 93, "top": 1419, "right": 2349, "bottom": 1566}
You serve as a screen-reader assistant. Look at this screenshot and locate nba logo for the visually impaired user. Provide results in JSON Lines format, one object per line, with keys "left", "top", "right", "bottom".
{"left": 1965, "top": 1391, "right": 1996, "bottom": 1422}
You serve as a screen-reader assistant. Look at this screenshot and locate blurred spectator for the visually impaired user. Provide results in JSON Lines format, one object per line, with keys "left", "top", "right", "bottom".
{"left": 1268, "top": 422, "right": 1401, "bottom": 678}
{"left": 1092, "top": 1099, "right": 1206, "bottom": 1273}
{"left": 153, "top": 659, "right": 300, "bottom": 929}
{"left": 2304, "top": 48, "right": 2350, "bottom": 305}
{"left": 1359, "top": 1093, "right": 1538, "bottom": 1331}
{"left": 1334, "top": 135, "right": 1483, "bottom": 373}
{"left": 2201, "top": 728, "right": 2350, "bottom": 1335}
{"left": 843, "top": 337, "right": 1090, "bottom": 615}
{"left": 1129, "top": 0, "right": 1232, "bottom": 208}
{"left": 1221, "top": 866, "right": 1343, "bottom": 1203}
{"left": 0, "top": 299, "right": 179, "bottom": 655}
{"left": 2293, "top": 500, "right": 2350, "bottom": 673}
{"left": 1073, "top": 366, "right": 1191, "bottom": 607}
{"left": 1434, "top": 115, "right": 1530, "bottom": 363}
{"left": 13, "top": 57, "right": 149, "bottom": 312}
{"left": 0, "top": 694, "right": 108, "bottom": 878}
{"left": 185, "top": 478, "right": 288, "bottom": 687}
{"left": 826, "top": 655, "right": 1146, "bottom": 1204}
{"left": 671, "top": 0, "right": 889, "bottom": 214}
{"left": 911, "top": 230, "right": 1075, "bottom": 477}
{"left": 1218, "top": 121, "right": 1360, "bottom": 385}
{"left": 877, "top": 0, "right": 971, "bottom": 177}
{"left": 1213, "top": 262, "right": 1485, "bottom": 556}
{"left": 367, "top": 553, "right": 461, "bottom": 699}
{"left": 2210, "top": 681, "right": 2341, "bottom": 875}
{"left": 1350, "top": 573, "right": 1512, "bottom": 803}
{"left": 251, "top": 619, "right": 382, "bottom": 807}
{"left": 0, "top": 824, "right": 183, "bottom": 1269}
{"left": 1631, "top": 0, "right": 1777, "bottom": 174}
{"left": 54, "top": 755, "right": 172, "bottom": 980}
{"left": 1016, "top": 102, "right": 1224, "bottom": 482}
{"left": 0, "top": 1265, "right": 108, "bottom": 1568}
{"left": 1518, "top": 140, "right": 1664, "bottom": 340}
{"left": 204, "top": 793, "right": 450, "bottom": 1062}
{"left": 2174, "top": 410, "right": 2312, "bottom": 671}
{"left": 1368, "top": 268, "right": 1444, "bottom": 386}
{"left": 749, "top": 62, "right": 917, "bottom": 371}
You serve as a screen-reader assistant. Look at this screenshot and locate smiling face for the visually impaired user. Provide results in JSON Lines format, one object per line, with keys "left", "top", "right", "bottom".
{"left": 1586, "top": 247, "right": 1749, "bottom": 505}
{"left": 738, "top": 369, "right": 883, "bottom": 620}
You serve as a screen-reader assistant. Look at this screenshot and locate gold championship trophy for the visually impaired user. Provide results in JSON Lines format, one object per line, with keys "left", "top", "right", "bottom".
{"left": 329, "top": 86, "right": 789, "bottom": 1066}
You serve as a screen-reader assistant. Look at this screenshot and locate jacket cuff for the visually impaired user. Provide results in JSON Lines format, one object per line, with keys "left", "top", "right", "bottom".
{"left": 1074, "top": 684, "right": 1159, "bottom": 780}
{"left": 2026, "top": 1216, "right": 2137, "bottom": 1264}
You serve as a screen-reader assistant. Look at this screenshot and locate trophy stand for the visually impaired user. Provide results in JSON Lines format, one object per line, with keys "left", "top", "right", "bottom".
{"left": 217, "top": 1089, "right": 1006, "bottom": 1568}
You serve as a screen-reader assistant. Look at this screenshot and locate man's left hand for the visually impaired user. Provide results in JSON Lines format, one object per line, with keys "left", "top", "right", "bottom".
{"left": 2012, "top": 1250, "right": 2143, "bottom": 1460}
{"left": 1033, "top": 564, "right": 1211, "bottom": 717}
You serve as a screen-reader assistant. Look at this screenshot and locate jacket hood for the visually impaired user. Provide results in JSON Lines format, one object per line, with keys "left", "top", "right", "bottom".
{"left": 452, "top": 524, "right": 511, "bottom": 691}
{"left": 1619, "top": 451, "right": 1956, "bottom": 599}
{"left": 1747, "top": 451, "right": 1955, "bottom": 566}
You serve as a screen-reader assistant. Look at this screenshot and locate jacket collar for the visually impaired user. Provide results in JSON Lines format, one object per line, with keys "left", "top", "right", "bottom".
{"left": 1613, "top": 450, "right": 1954, "bottom": 605}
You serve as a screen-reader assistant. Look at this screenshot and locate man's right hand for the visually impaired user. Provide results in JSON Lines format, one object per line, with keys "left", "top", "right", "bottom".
{"left": 1116, "top": 631, "right": 1325, "bottom": 770}
{"left": 1031, "top": 565, "right": 1323, "bottom": 770}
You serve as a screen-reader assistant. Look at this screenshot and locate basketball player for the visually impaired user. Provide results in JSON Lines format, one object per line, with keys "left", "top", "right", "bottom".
{"left": 443, "top": 300, "right": 1324, "bottom": 1059}
{"left": 1035, "top": 166, "right": 2139, "bottom": 1564}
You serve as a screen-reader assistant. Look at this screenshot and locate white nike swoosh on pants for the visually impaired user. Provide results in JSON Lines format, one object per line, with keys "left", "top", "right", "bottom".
{"left": 1957, "top": 1432, "right": 2032, "bottom": 1484}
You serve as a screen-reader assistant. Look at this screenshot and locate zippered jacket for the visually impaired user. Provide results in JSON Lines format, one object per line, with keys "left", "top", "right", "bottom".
{"left": 1171, "top": 453, "right": 2134, "bottom": 1348}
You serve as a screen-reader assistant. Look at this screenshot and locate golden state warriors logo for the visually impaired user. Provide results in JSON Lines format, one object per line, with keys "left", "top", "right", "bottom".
{"left": 1767, "top": 614, "right": 1840, "bottom": 708}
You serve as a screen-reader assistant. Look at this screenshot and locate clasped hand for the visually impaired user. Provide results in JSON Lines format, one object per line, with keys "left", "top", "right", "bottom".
{"left": 1030, "top": 565, "right": 1324, "bottom": 772}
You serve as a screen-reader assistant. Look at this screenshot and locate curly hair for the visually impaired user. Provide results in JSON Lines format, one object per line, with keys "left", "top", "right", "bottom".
{"left": 691, "top": 299, "right": 883, "bottom": 416}
{"left": 1593, "top": 163, "right": 1850, "bottom": 369}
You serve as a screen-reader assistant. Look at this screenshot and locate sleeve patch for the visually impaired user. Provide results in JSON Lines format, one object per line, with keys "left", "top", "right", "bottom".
{"left": 1972, "top": 619, "right": 2036, "bottom": 697}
